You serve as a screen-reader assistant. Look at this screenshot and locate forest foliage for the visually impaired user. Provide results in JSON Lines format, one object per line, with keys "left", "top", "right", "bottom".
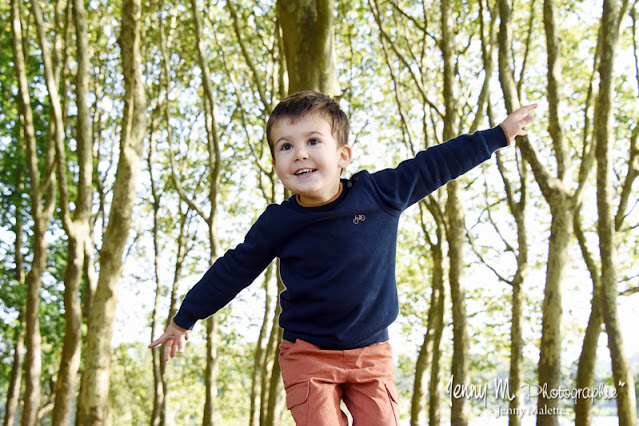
{"left": 0, "top": 0, "right": 638, "bottom": 424}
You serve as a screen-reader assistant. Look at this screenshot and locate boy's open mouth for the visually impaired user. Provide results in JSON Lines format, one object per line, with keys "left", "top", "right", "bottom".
{"left": 295, "top": 168, "right": 317, "bottom": 176}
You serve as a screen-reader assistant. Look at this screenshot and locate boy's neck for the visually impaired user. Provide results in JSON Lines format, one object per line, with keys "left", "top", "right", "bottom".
{"left": 296, "top": 182, "right": 343, "bottom": 207}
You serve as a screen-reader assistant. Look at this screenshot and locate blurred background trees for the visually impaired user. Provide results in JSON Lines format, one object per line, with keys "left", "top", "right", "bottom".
{"left": 0, "top": 0, "right": 638, "bottom": 425}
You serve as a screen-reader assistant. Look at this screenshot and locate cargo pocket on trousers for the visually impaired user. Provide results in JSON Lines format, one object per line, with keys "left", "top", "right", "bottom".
{"left": 286, "top": 382, "right": 309, "bottom": 426}
{"left": 385, "top": 382, "right": 400, "bottom": 425}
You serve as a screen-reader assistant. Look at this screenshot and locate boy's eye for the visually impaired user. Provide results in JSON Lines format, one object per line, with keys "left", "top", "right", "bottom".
{"left": 280, "top": 143, "right": 292, "bottom": 151}
{"left": 308, "top": 138, "right": 320, "bottom": 145}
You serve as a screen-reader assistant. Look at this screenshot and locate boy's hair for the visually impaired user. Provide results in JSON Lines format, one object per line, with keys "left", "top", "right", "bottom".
{"left": 266, "top": 91, "right": 350, "bottom": 158}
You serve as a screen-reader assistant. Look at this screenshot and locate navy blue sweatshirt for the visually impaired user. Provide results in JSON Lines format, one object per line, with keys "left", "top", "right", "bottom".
{"left": 173, "top": 126, "right": 507, "bottom": 350}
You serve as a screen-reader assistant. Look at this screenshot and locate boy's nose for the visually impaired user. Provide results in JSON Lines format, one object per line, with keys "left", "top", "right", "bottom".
{"left": 294, "top": 148, "right": 309, "bottom": 161}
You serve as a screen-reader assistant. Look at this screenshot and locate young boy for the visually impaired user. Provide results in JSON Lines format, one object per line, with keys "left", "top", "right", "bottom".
{"left": 149, "top": 91, "right": 537, "bottom": 425}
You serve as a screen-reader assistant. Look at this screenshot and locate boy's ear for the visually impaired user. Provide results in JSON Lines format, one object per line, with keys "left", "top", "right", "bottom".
{"left": 338, "top": 145, "right": 352, "bottom": 169}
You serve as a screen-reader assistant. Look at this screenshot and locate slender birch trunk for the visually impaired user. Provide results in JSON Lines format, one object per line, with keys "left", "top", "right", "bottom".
{"left": 155, "top": 205, "right": 192, "bottom": 424}
{"left": 250, "top": 264, "right": 275, "bottom": 426}
{"left": 76, "top": 0, "right": 147, "bottom": 421}
{"left": 594, "top": 1, "right": 637, "bottom": 423}
{"left": 574, "top": 209, "right": 602, "bottom": 426}
{"left": 149, "top": 125, "right": 165, "bottom": 426}
{"left": 223, "top": 7, "right": 280, "bottom": 421}
{"left": 31, "top": 1, "right": 74, "bottom": 420}
{"left": 10, "top": 0, "right": 57, "bottom": 423}
{"left": 4, "top": 186, "right": 26, "bottom": 426}
{"left": 260, "top": 250, "right": 288, "bottom": 426}
{"left": 151, "top": 8, "right": 179, "bottom": 424}
{"left": 50, "top": 0, "right": 93, "bottom": 421}
{"left": 265, "top": 263, "right": 286, "bottom": 426}
{"left": 411, "top": 205, "right": 446, "bottom": 426}
{"left": 497, "top": 0, "right": 597, "bottom": 422}
{"left": 181, "top": 2, "right": 224, "bottom": 423}
{"left": 411, "top": 328, "right": 432, "bottom": 426}
{"left": 440, "top": 0, "right": 469, "bottom": 423}
{"left": 427, "top": 234, "right": 445, "bottom": 426}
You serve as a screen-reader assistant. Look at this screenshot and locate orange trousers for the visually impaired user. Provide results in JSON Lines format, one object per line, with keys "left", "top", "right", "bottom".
{"left": 278, "top": 339, "right": 399, "bottom": 426}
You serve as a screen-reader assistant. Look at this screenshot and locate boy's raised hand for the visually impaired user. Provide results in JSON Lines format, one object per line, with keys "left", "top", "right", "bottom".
{"left": 148, "top": 320, "right": 191, "bottom": 362}
{"left": 500, "top": 103, "right": 538, "bottom": 145}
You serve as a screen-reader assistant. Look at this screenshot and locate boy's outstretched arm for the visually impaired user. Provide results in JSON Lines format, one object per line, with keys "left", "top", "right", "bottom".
{"left": 500, "top": 103, "right": 538, "bottom": 145}
{"left": 148, "top": 320, "right": 191, "bottom": 361}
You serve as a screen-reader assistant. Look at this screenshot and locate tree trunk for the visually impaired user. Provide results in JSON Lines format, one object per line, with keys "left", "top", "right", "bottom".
{"left": 51, "top": 234, "right": 85, "bottom": 426}
{"left": 493, "top": 150, "right": 530, "bottom": 426}
{"left": 428, "top": 230, "right": 445, "bottom": 426}
{"left": 574, "top": 209, "right": 602, "bottom": 426}
{"left": 149, "top": 129, "right": 165, "bottom": 426}
{"left": 260, "top": 310, "right": 278, "bottom": 425}
{"left": 446, "top": 179, "right": 470, "bottom": 426}
{"left": 4, "top": 312, "right": 25, "bottom": 426}
{"left": 508, "top": 269, "right": 525, "bottom": 426}
{"left": 264, "top": 263, "right": 286, "bottom": 426}
{"left": 536, "top": 206, "right": 571, "bottom": 425}
{"left": 265, "top": 332, "right": 285, "bottom": 426}
{"left": 187, "top": 2, "right": 223, "bottom": 422}
{"left": 497, "top": 0, "right": 591, "bottom": 422}
{"left": 4, "top": 176, "right": 26, "bottom": 426}
{"left": 203, "top": 316, "right": 219, "bottom": 426}
{"left": 250, "top": 264, "right": 275, "bottom": 426}
{"left": 536, "top": 2, "right": 571, "bottom": 420}
{"left": 154, "top": 9, "right": 180, "bottom": 425}
{"left": 594, "top": 1, "right": 638, "bottom": 423}
{"left": 18, "top": 77, "right": 49, "bottom": 426}
{"left": 10, "top": 0, "right": 57, "bottom": 423}
{"left": 408, "top": 204, "right": 445, "bottom": 426}
{"left": 51, "top": 0, "right": 93, "bottom": 421}
{"left": 32, "top": 1, "right": 77, "bottom": 420}
{"left": 410, "top": 330, "right": 431, "bottom": 426}
{"left": 440, "top": 0, "right": 468, "bottom": 423}
{"left": 76, "top": 0, "right": 147, "bottom": 421}
{"left": 158, "top": 206, "right": 191, "bottom": 423}
{"left": 276, "top": 0, "right": 340, "bottom": 96}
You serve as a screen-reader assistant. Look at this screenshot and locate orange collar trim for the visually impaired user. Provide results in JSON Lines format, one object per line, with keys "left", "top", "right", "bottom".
{"left": 296, "top": 183, "right": 343, "bottom": 208}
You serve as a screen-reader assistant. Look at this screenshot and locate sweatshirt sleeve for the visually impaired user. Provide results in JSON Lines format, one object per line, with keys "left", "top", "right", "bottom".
{"left": 370, "top": 125, "right": 507, "bottom": 211}
{"left": 173, "top": 206, "right": 279, "bottom": 330}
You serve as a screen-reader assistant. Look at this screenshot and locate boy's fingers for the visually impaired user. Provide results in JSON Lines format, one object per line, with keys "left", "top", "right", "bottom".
{"left": 164, "top": 340, "right": 173, "bottom": 362}
{"left": 148, "top": 335, "right": 165, "bottom": 349}
{"left": 149, "top": 331, "right": 188, "bottom": 361}
{"left": 518, "top": 103, "right": 538, "bottom": 115}
{"left": 170, "top": 340, "right": 176, "bottom": 359}
{"left": 522, "top": 113, "right": 534, "bottom": 126}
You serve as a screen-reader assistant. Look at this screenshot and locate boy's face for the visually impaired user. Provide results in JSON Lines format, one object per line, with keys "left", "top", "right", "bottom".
{"left": 271, "top": 114, "right": 352, "bottom": 206}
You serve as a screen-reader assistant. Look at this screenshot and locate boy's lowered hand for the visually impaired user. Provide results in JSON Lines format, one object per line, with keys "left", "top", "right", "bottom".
{"left": 500, "top": 103, "right": 538, "bottom": 145}
{"left": 148, "top": 320, "right": 191, "bottom": 361}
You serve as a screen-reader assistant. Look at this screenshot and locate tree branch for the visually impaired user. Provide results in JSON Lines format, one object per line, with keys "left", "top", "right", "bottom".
{"left": 615, "top": 116, "right": 639, "bottom": 232}
{"left": 619, "top": 286, "right": 639, "bottom": 297}
{"left": 517, "top": 0, "right": 538, "bottom": 96}
{"left": 573, "top": 206, "right": 600, "bottom": 286}
{"left": 466, "top": 224, "right": 512, "bottom": 285}
{"left": 31, "top": 0, "right": 71, "bottom": 230}
{"left": 497, "top": 0, "right": 558, "bottom": 202}
{"left": 167, "top": 137, "right": 210, "bottom": 222}
{"left": 386, "top": 0, "right": 427, "bottom": 32}
{"left": 573, "top": 20, "right": 602, "bottom": 208}
{"left": 226, "top": 0, "right": 271, "bottom": 113}
{"left": 369, "top": 0, "right": 443, "bottom": 119}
